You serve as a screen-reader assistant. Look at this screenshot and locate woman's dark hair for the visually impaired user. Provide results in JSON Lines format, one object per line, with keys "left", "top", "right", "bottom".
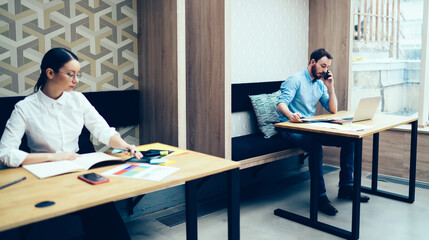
{"left": 34, "top": 48, "right": 79, "bottom": 92}
{"left": 308, "top": 48, "right": 333, "bottom": 65}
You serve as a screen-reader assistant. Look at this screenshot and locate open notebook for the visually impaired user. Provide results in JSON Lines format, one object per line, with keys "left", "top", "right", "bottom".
{"left": 23, "top": 152, "right": 122, "bottom": 179}
{"left": 301, "top": 96, "right": 381, "bottom": 124}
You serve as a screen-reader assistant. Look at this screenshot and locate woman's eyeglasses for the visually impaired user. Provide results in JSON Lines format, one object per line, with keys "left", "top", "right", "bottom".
{"left": 58, "top": 72, "right": 82, "bottom": 80}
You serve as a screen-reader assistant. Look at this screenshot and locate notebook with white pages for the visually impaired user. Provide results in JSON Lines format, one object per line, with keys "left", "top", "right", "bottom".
{"left": 23, "top": 152, "right": 122, "bottom": 179}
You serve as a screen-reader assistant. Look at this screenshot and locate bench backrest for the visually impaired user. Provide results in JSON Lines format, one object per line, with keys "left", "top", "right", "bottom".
{"left": 231, "top": 81, "right": 284, "bottom": 137}
{"left": 231, "top": 81, "right": 284, "bottom": 113}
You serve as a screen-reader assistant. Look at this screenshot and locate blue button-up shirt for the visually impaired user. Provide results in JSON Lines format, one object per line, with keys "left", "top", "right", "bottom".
{"left": 277, "top": 69, "right": 330, "bottom": 122}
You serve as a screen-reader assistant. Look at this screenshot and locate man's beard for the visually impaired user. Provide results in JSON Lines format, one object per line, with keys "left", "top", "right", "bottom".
{"left": 311, "top": 65, "right": 321, "bottom": 80}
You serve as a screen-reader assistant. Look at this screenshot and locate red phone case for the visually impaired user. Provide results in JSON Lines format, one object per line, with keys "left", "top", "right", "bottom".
{"left": 78, "top": 173, "right": 109, "bottom": 185}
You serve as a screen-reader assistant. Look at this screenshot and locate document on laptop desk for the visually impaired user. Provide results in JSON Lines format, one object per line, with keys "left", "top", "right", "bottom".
{"left": 309, "top": 122, "right": 373, "bottom": 132}
{"left": 102, "top": 163, "right": 179, "bottom": 181}
{"left": 301, "top": 118, "right": 336, "bottom": 123}
{"left": 332, "top": 115, "right": 354, "bottom": 121}
{"left": 301, "top": 115, "right": 354, "bottom": 123}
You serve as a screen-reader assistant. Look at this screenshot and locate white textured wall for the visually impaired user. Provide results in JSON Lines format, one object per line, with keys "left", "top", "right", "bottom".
{"left": 231, "top": 110, "right": 258, "bottom": 138}
{"left": 231, "top": 0, "right": 309, "bottom": 137}
{"left": 231, "top": 0, "right": 309, "bottom": 84}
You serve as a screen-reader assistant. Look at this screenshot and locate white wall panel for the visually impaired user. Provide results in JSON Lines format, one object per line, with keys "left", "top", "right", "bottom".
{"left": 231, "top": 111, "right": 258, "bottom": 137}
{"left": 231, "top": 0, "right": 309, "bottom": 137}
{"left": 231, "top": 0, "right": 309, "bottom": 83}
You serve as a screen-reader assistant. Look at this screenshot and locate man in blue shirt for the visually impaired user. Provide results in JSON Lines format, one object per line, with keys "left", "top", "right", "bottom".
{"left": 277, "top": 48, "right": 369, "bottom": 216}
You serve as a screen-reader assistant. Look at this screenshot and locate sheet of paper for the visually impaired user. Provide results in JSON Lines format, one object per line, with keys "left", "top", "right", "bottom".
{"left": 23, "top": 161, "right": 83, "bottom": 179}
{"left": 102, "top": 163, "right": 179, "bottom": 181}
{"left": 310, "top": 122, "right": 373, "bottom": 132}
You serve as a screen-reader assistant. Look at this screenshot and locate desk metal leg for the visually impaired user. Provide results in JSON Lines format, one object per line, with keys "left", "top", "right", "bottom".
{"left": 274, "top": 136, "right": 360, "bottom": 240}
{"left": 371, "top": 133, "right": 379, "bottom": 191}
{"left": 361, "top": 120, "right": 418, "bottom": 203}
{"left": 227, "top": 168, "right": 240, "bottom": 240}
{"left": 351, "top": 139, "right": 363, "bottom": 240}
{"left": 186, "top": 179, "right": 198, "bottom": 240}
{"left": 409, "top": 120, "right": 418, "bottom": 203}
{"left": 186, "top": 169, "right": 240, "bottom": 240}
{"left": 309, "top": 135, "right": 319, "bottom": 222}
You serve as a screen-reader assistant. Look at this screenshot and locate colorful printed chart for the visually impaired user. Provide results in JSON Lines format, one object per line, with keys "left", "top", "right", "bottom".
{"left": 102, "top": 163, "right": 179, "bottom": 181}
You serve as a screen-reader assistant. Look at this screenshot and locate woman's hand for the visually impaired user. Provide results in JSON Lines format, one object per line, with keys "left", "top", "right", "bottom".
{"left": 125, "top": 144, "right": 143, "bottom": 159}
{"left": 108, "top": 135, "right": 142, "bottom": 159}
{"left": 21, "top": 152, "right": 80, "bottom": 165}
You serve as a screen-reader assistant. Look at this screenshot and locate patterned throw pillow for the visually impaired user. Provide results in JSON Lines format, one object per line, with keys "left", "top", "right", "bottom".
{"left": 249, "top": 90, "right": 281, "bottom": 139}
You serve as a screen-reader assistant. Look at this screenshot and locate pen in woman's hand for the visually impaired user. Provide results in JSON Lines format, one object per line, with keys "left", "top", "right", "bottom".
{"left": 112, "top": 147, "right": 143, "bottom": 159}
{"left": 112, "top": 148, "right": 132, "bottom": 154}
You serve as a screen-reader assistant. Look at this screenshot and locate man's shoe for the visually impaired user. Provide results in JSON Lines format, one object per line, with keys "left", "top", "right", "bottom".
{"left": 338, "top": 186, "right": 370, "bottom": 202}
{"left": 318, "top": 195, "right": 338, "bottom": 216}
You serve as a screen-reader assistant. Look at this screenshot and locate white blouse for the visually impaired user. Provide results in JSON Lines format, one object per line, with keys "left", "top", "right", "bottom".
{"left": 0, "top": 90, "right": 118, "bottom": 167}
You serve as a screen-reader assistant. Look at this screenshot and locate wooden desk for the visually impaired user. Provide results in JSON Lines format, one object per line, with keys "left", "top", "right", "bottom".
{"left": 0, "top": 143, "right": 241, "bottom": 240}
{"left": 274, "top": 111, "right": 418, "bottom": 240}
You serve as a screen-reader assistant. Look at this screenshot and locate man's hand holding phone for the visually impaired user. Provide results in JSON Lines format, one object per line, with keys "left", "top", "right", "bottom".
{"left": 323, "top": 70, "right": 331, "bottom": 80}
{"left": 322, "top": 70, "right": 334, "bottom": 90}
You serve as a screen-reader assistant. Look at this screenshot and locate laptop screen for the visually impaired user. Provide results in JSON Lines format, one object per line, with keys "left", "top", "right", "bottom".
{"left": 351, "top": 96, "right": 381, "bottom": 122}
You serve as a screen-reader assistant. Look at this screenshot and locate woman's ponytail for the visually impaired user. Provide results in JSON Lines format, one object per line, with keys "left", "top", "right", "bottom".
{"left": 34, "top": 70, "right": 47, "bottom": 92}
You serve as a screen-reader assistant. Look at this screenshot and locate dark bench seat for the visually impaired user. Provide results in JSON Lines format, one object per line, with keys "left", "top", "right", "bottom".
{"left": 232, "top": 133, "right": 303, "bottom": 169}
{"left": 231, "top": 81, "right": 304, "bottom": 169}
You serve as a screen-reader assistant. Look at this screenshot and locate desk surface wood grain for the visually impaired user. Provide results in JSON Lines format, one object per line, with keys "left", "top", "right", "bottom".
{"left": 0, "top": 143, "right": 239, "bottom": 231}
{"left": 275, "top": 111, "right": 418, "bottom": 138}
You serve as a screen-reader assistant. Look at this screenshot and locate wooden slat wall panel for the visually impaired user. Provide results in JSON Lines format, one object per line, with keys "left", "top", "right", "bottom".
{"left": 324, "top": 131, "right": 429, "bottom": 182}
{"left": 139, "top": 0, "right": 180, "bottom": 146}
{"left": 309, "top": 0, "right": 352, "bottom": 113}
{"left": 417, "top": 133, "right": 429, "bottom": 181}
{"left": 186, "top": 0, "right": 227, "bottom": 157}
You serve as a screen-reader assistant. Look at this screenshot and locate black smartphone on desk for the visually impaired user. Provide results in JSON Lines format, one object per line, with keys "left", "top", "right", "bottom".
{"left": 78, "top": 173, "right": 109, "bottom": 185}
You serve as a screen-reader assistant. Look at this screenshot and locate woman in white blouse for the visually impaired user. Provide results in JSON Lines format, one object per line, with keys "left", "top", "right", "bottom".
{"left": 0, "top": 48, "right": 142, "bottom": 167}
{"left": 0, "top": 48, "right": 141, "bottom": 239}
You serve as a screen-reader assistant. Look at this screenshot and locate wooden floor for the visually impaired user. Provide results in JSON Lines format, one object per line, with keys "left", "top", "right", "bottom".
{"left": 324, "top": 129, "right": 429, "bottom": 183}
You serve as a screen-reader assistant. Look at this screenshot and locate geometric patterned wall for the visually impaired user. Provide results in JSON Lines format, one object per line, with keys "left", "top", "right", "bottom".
{"left": 0, "top": 0, "right": 139, "bottom": 150}
{"left": 0, "top": 0, "right": 138, "bottom": 97}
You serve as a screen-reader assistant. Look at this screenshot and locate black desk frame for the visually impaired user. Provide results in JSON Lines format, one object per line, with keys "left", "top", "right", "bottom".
{"left": 11, "top": 168, "right": 240, "bottom": 240}
{"left": 185, "top": 168, "right": 240, "bottom": 240}
{"left": 274, "top": 120, "right": 417, "bottom": 240}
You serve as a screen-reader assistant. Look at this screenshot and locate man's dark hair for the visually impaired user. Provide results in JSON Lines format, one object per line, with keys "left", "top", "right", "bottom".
{"left": 308, "top": 48, "right": 333, "bottom": 65}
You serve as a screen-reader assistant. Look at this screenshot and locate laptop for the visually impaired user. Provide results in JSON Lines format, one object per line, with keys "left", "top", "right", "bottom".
{"left": 301, "top": 96, "right": 381, "bottom": 123}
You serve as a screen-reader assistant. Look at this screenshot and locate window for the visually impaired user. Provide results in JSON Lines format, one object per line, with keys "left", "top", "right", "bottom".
{"left": 351, "top": 0, "right": 428, "bottom": 126}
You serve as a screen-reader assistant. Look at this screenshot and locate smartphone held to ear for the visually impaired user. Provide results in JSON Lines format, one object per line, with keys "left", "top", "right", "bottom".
{"left": 78, "top": 173, "right": 109, "bottom": 185}
{"left": 323, "top": 70, "right": 330, "bottom": 79}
